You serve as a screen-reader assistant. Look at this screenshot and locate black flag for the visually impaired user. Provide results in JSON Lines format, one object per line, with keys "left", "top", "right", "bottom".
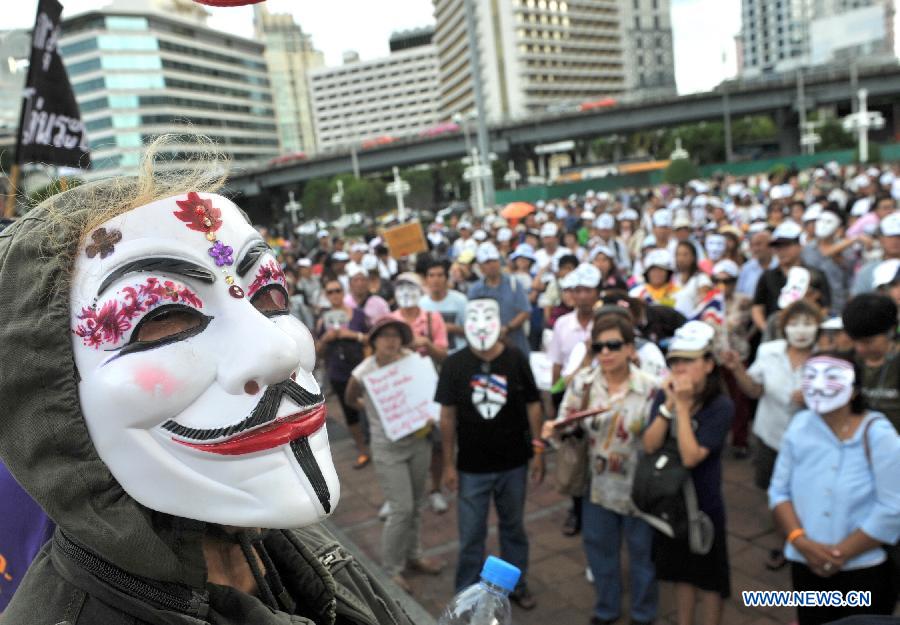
{"left": 15, "top": 0, "right": 91, "bottom": 168}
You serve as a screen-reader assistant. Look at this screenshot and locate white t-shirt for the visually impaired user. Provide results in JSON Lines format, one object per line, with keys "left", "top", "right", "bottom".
{"left": 748, "top": 339, "right": 804, "bottom": 450}
{"left": 534, "top": 247, "right": 569, "bottom": 272}
{"left": 419, "top": 289, "right": 469, "bottom": 352}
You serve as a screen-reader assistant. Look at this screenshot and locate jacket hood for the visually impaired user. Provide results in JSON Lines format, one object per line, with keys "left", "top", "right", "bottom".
{"left": 0, "top": 180, "right": 207, "bottom": 587}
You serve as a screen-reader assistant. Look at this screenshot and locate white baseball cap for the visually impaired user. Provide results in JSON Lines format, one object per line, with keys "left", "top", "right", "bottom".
{"left": 712, "top": 259, "right": 739, "bottom": 278}
{"left": 568, "top": 263, "right": 601, "bottom": 288}
{"left": 880, "top": 211, "right": 900, "bottom": 237}
{"left": 473, "top": 229, "right": 488, "bottom": 241}
{"left": 317, "top": 229, "right": 329, "bottom": 239}
{"left": 618, "top": 208, "right": 639, "bottom": 221}
{"left": 673, "top": 214, "right": 692, "bottom": 230}
{"left": 580, "top": 210, "right": 596, "bottom": 221}
{"left": 851, "top": 198, "right": 872, "bottom": 217}
{"left": 361, "top": 254, "right": 378, "bottom": 271}
{"left": 771, "top": 221, "right": 803, "bottom": 243}
{"left": 594, "top": 213, "right": 615, "bottom": 230}
{"left": 496, "top": 226, "right": 513, "bottom": 242}
{"left": 589, "top": 244, "right": 615, "bottom": 261}
{"left": 476, "top": 242, "right": 501, "bottom": 264}
{"left": 802, "top": 203, "right": 822, "bottom": 223}
{"left": 667, "top": 321, "right": 716, "bottom": 360}
{"left": 644, "top": 248, "right": 673, "bottom": 271}
{"left": 873, "top": 258, "right": 900, "bottom": 288}
{"left": 540, "top": 222, "right": 559, "bottom": 238}
{"left": 555, "top": 207, "right": 569, "bottom": 220}
{"left": 297, "top": 258, "right": 312, "bottom": 268}
{"left": 652, "top": 210, "right": 672, "bottom": 228}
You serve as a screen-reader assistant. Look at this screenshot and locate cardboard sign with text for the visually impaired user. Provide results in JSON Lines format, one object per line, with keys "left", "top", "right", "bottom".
{"left": 382, "top": 221, "right": 427, "bottom": 259}
{"left": 361, "top": 353, "right": 439, "bottom": 441}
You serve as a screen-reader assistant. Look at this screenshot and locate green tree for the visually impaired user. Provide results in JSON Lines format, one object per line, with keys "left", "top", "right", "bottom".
{"left": 344, "top": 177, "right": 386, "bottom": 220}
{"left": 401, "top": 167, "right": 435, "bottom": 209}
{"left": 301, "top": 178, "right": 332, "bottom": 219}
{"left": 664, "top": 159, "right": 700, "bottom": 185}
{"left": 818, "top": 118, "right": 855, "bottom": 151}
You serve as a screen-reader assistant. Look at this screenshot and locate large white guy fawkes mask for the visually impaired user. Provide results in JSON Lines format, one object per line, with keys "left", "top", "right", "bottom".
{"left": 704, "top": 234, "right": 727, "bottom": 261}
{"left": 395, "top": 282, "right": 422, "bottom": 308}
{"left": 465, "top": 298, "right": 501, "bottom": 351}
{"left": 69, "top": 192, "right": 339, "bottom": 528}
{"left": 801, "top": 356, "right": 855, "bottom": 415}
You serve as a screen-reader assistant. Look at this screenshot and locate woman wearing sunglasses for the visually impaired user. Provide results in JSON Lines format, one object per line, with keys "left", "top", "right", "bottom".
{"left": 315, "top": 278, "right": 371, "bottom": 468}
{"left": 643, "top": 321, "right": 734, "bottom": 625}
{"left": 769, "top": 352, "right": 900, "bottom": 625}
{"left": 544, "top": 311, "right": 662, "bottom": 625}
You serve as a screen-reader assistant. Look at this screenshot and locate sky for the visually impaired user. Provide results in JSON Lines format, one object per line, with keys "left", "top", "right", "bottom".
{"left": 9, "top": 0, "right": 741, "bottom": 95}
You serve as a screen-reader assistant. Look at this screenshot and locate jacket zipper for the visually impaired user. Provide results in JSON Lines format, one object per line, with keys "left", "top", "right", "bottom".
{"left": 56, "top": 532, "right": 197, "bottom": 614}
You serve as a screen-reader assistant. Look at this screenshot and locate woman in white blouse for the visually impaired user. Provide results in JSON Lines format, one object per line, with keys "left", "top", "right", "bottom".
{"left": 720, "top": 299, "right": 823, "bottom": 568}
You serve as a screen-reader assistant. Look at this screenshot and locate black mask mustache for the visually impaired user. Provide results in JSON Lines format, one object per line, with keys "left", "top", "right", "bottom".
{"left": 161, "top": 379, "right": 332, "bottom": 513}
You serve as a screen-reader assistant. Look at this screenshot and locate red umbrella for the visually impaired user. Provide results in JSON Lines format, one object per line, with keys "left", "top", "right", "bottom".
{"left": 500, "top": 202, "right": 536, "bottom": 220}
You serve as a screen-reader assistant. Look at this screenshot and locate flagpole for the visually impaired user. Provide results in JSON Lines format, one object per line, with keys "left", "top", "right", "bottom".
{"left": 3, "top": 165, "right": 20, "bottom": 218}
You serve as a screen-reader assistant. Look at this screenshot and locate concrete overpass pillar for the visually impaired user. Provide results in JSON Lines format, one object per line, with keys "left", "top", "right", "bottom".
{"left": 775, "top": 107, "right": 800, "bottom": 156}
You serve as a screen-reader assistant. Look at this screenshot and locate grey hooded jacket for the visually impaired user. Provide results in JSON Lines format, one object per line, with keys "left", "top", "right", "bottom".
{"left": 0, "top": 184, "right": 415, "bottom": 625}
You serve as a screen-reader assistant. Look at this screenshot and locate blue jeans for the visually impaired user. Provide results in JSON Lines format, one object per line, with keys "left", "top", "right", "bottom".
{"left": 582, "top": 501, "right": 658, "bottom": 622}
{"left": 455, "top": 465, "right": 529, "bottom": 592}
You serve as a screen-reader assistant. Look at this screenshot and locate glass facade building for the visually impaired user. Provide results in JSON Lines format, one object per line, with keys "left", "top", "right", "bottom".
{"left": 59, "top": 10, "right": 279, "bottom": 178}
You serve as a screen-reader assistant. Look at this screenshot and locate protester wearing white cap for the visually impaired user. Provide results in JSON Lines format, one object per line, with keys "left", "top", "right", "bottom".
{"left": 468, "top": 243, "right": 532, "bottom": 355}
{"left": 853, "top": 211, "right": 900, "bottom": 296}
{"left": 800, "top": 206, "right": 858, "bottom": 314}
{"left": 535, "top": 221, "right": 567, "bottom": 272}
{"left": 848, "top": 192, "right": 897, "bottom": 239}
{"left": 752, "top": 219, "right": 833, "bottom": 334}
{"left": 629, "top": 249, "right": 678, "bottom": 307}
{"left": 591, "top": 212, "right": 631, "bottom": 270}
{"left": 452, "top": 222, "right": 478, "bottom": 259}
{"left": 642, "top": 320, "right": 733, "bottom": 610}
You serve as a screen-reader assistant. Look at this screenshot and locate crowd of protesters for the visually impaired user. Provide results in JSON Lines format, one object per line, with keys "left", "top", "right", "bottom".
{"left": 256, "top": 161, "right": 900, "bottom": 625}
{"left": 3, "top": 161, "right": 899, "bottom": 625}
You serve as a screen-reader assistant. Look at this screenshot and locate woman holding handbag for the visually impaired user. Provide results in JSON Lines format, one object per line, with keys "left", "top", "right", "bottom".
{"left": 768, "top": 351, "right": 900, "bottom": 625}
{"left": 642, "top": 321, "right": 734, "bottom": 625}
{"left": 543, "top": 311, "right": 662, "bottom": 625}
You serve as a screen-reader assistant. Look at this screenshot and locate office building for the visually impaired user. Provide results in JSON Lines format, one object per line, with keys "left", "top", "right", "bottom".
{"left": 739, "top": 0, "right": 895, "bottom": 77}
{"left": 308, "top": 27, "right": 440, "bottom": 153}
{"left": 59, "top": 0, "right": 280, "bottom": 179}
{"left": 253, "top": 5, "right": 324, "bottom": 156}
{"left": 432, "top": 0, "right": 677, "bottom": 123}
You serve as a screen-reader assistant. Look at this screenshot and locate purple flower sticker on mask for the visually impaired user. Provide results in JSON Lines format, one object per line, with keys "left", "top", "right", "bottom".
{"left": 208, "top": 241, "right": 234, "bottom": 267}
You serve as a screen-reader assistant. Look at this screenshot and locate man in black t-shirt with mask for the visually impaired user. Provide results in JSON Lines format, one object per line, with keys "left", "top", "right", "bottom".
{"left": 436, "top": 297, "right": 544, "bottom": 610}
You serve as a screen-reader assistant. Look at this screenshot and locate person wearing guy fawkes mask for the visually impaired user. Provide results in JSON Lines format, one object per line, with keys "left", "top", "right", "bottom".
{"left": 0, "top": 158, "right": 414, "bottom": 624}
{"left": 436, "top": 297, "right": 545, "bottom": 610}
{"left": 389, "top": 272, "right": 452, "bottom": 514}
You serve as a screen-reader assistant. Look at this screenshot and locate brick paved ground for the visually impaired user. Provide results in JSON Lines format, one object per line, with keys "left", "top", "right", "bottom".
{"left": 321, "top": 400, "right": 805, "bottom": 625}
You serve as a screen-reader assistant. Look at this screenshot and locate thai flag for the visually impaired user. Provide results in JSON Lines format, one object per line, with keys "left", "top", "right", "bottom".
{"left": 689, "top": 288, "right": 725, "bottom": 326}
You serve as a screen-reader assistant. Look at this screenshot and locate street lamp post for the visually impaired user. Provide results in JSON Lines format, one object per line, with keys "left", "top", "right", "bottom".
{"left": 504, "top": 160, "right": 521, "bottom": 189}
{"left": 284, "top": 191, "right": 302, "bottom": 226}
{"left": 463, "top": 147, "right": 491, "bottom": 216}
{"left": 463, "top": 0, "right": 495, "bottom": 209}
{"left": 386, "top": 166, "right": 411, "bottom": 221}
{"left": 331, "top": 180, "right": 345, "bottom": 234}
{"left": 842, "top": 89, "right": 884, "bottom": 163}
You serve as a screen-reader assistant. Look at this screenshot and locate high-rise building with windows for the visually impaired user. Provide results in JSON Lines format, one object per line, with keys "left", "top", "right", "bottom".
{"left": 739, "top": 0, "right": 895, "bottom": 77}
{"left": 433, "top": 0, "right": 676, "bottom": 123}
{"left": 59, "top": 0, "right": 279, "bottom": 179}
{"left": 253, "top": 5, "right": 324, "bottom": 156}
{"left": 308, "top": 28, "right": 440, "bottom": 153}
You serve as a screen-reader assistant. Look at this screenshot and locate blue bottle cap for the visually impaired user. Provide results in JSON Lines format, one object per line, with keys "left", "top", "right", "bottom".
{"left": 480, "top": 556, "right": 521, "bottom": 593}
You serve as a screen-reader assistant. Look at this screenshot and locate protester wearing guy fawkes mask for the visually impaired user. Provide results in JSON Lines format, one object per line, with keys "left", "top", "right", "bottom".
{"left": 0, "top": 165, "right": 413, "bottom": 624}
{"left": 721, "top": 299, "right": 822, "bottom": 571}
{"left": 801, "top": 205, "right": 863, "bottom": 316}
{"left": 436, "top": 297, "right": 544, "bottom": 610}
{"left": 769, "top": 351, "right": 900, "bottom": 625}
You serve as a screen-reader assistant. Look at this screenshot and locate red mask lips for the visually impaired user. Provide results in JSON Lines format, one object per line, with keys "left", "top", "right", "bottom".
{"left": 172, "top": 403, "right": 327, "bottom": 455}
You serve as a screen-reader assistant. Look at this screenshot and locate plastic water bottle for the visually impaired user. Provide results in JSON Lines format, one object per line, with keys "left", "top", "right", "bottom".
{"left": 437, "top": 556, "right": 521, "bottom": 625}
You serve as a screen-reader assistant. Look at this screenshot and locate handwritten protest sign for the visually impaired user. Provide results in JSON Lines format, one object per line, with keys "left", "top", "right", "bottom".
{"left": 382, "top": 221, "right": 427, "bottom": 258}
{"left": 361, "top": 353, "right": 439, "bottom": 441}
